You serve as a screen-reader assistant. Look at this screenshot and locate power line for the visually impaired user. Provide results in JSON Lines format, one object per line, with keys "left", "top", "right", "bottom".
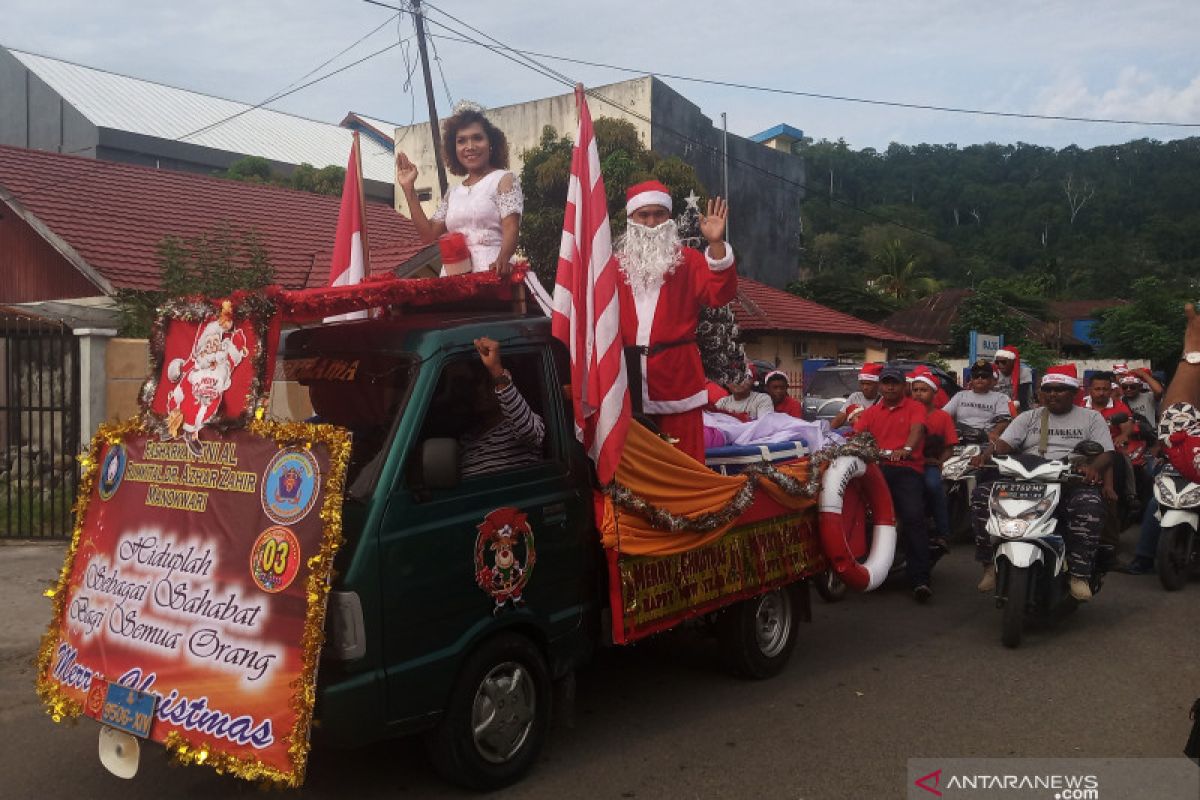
{"left": 2, "top": 22, "right": 407, "bottom": 204}
{"left": 405, "top": 2, "right": 943, "bottom": 241}
{"left": 425, "top": 20, "right": 455, "bottom": 109}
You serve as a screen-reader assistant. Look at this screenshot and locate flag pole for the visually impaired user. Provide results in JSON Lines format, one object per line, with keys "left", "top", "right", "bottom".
{"left": 353, "top": 131, "right": 371, "bottom": 276}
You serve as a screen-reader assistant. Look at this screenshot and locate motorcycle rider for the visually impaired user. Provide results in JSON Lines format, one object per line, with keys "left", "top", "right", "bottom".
{"left": 852, "top": 364, "right": 932, "bottom": 602}
{"left": 943, "top": 362, "right": 1014, "bottom": 441}
{"left": 971, "top": 364, "right": 1114, "bottom": 601}
{"left": 1119, "top": 367, "right": 1163, "bottom": 425}
{"left": 909, "top": 366, "right": 958, "bottom": 559}
{"left": 831, "top": 362, "right": 883, "bottom": 428}
{"left": 993, "top": 347, "right": 1034, "bottom": 412}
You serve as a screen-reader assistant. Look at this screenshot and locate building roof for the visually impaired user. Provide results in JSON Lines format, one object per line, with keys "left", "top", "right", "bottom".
{"left": 0, "top": 144, "right": 428, "bottom": 293}
{"left": 731, "top": 277, "right": 936, "bottom": 344}
{"left": 341, "top": 111, "right": 398, "bottom": 146}
{"left": 749, "top": 124, "right": 806, "bottom": 144}
{"left": 881, "top": 289, "right": 1097, "bottom": 350}
{"left": 8, "top": 49, "right": 396, "bottom": 185}
{"left": 1048, "top": 298, "right": 1126, "bottom": 322}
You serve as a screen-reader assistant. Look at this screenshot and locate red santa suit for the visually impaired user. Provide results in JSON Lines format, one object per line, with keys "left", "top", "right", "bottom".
{"left": 615, "top": 183, "right": 736, "bottom": 461}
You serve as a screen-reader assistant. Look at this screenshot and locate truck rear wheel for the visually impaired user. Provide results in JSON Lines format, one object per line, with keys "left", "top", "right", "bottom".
{"left": 716, "top": 586, "right": 799, "bottom": 679}
{"left": 425, "top": 632, "right": 550, "bottom": 791}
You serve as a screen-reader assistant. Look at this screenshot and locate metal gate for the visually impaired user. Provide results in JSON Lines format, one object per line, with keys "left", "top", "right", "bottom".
{"left": 0, "top": 313, "right": 80, "bottom": 539}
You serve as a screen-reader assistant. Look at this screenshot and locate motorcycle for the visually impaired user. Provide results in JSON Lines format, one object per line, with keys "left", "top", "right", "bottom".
{"left": 941, "top": 419, "right": 1008, "bottom": 543}
{"left": 985, "top": 442, "right": 1105, "bottom": 648}
{"left": 1153, "top": 466, "right": 1200, "bottom": 591}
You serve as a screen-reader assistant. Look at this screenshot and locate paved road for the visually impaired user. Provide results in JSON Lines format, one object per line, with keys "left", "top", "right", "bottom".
{"left": 2, "top": 538, "right": 1197, "bottom": 799}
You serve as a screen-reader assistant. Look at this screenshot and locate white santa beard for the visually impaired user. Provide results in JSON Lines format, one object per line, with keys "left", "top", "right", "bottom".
{"left": 616, "top": 220, "right": 684, "bottom": 294}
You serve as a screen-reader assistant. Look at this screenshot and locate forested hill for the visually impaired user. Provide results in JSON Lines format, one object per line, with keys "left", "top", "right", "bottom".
{"left": 795, "top": 136, "right": 1200, "bottom": 304}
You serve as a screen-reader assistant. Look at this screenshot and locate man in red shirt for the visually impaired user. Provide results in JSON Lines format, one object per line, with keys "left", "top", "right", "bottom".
{"left": 764, "top": 370, "right": 804, "bottom": 418}
{"left": 909, "top": 367, "right": 959, "bottom": 561}
{"left": 1084, "top": 371, "right": 1137, "bottom": 570}
{"left": 854, "top": 364, "right": 932, "bottom": 602}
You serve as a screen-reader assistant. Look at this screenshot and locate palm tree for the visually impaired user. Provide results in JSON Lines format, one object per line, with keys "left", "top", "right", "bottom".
{"left": 871, "top": 239, "right": 941, "bottom": 301}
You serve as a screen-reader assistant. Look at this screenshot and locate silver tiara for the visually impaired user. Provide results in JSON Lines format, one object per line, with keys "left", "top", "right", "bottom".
{"left": 452, "top": 99, "right": 486, "bottom": 115}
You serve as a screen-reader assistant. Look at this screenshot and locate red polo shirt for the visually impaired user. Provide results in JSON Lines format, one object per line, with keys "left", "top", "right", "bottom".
{"left": 774, "top": 395, "right": 804, "bottom": 418}
{"left": 922, "top": 407, "right": 959, "bottom": 463}
{"left": 853, "top": 396, "right": 927, "bottom": 472}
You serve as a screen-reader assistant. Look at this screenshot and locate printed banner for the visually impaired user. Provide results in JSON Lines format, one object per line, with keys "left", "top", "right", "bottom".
{"left": 610, "top": 513, "right": 825, "bottom": 643}
{"left": 37, "top": 418, "right": 349, "bottom": 786}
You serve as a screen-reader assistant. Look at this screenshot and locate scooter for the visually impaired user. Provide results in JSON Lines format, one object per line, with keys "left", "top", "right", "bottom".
{"left": 985, "top": 443, "right": 1104, "bottom": 648}
{"left": 1153, "top": 466, "right": 1200, "bottom": 591}
{"left": 942, "top": 432, "right": 985, "bottom": 543}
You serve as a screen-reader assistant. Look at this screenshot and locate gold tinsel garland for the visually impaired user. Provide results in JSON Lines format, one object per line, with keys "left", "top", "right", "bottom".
{"left": 33, "top": 414, "right": 352, "bottom": 788}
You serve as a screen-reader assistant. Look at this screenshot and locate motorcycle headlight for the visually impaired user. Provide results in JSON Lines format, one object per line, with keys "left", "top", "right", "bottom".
{"left": 997, "top": 518, "right": 1030, "bottom": 539}
{"left": 1176, "top": 483, "right": 1200, "bottom": 508}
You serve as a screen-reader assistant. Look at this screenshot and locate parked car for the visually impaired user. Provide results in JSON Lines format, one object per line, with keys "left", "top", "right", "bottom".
{"left": 801, "top": 361, "right": 962, "bottom": 422}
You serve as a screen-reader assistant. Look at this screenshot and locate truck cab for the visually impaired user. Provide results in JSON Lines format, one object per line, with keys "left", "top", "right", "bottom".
{"left": 274, "top": 310, "right": 598, "bottom": 788}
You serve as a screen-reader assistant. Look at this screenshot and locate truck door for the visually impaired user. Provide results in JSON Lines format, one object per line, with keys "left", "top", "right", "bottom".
{"left": 375, "top": 342, "right": 591, "bottom": 722}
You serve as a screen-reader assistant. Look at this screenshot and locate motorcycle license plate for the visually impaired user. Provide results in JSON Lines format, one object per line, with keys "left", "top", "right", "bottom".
{"left": 991, "top": 482, "right": 1047, "bottom": 502}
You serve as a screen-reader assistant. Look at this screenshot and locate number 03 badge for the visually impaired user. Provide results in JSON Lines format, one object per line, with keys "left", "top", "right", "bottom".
{"left": 250, "top": 526, "right": 301, "bottom": 593}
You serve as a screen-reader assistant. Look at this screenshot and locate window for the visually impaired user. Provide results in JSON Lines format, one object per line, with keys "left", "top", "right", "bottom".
{"left": 410, "top": 349, "right": 551, "bottom": 484}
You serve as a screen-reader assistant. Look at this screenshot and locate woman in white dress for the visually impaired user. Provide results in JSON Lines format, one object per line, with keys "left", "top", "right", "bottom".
{"left": 395, "top": 106, "right": 522, "bottom": 276}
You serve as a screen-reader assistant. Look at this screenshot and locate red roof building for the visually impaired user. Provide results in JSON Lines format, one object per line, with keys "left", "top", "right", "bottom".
{"left": 0, "top": 144, "right": 433, "bottom": 304}
{"left": 730, "top": 276, "right": 936, "bottom": 365}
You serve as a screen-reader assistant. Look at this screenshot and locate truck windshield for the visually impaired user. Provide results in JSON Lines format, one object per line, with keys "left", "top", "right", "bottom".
{"left": 808, "top": 370, "right": 860, "bottom": 398}
{"left": 270, "top": 348, "right": 415, "bottom": 498}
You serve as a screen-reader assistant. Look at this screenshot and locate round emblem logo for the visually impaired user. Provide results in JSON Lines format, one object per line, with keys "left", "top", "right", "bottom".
{"left": 260, "top": 447, "right": 319, "bottom": 525}
{"left": 474, "top": 507, "right": 536, "bottom": 610}
{"left": 249, "top": 526, "right": 302, "bottom": 593}
{"left": 98, "top": 444, "right": 127, "bottom": 501}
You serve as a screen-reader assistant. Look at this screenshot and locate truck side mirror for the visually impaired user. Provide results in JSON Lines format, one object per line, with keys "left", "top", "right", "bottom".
{"left": 420, "top": 438, "right": 460, "bottom": 490}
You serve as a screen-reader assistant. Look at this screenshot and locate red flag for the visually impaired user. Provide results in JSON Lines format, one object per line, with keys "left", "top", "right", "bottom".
{"left": 327, "top": 131, "right": 370, "bottom": 321}
{"left": 551, "top": 86, "right": 631, "bottom": 484}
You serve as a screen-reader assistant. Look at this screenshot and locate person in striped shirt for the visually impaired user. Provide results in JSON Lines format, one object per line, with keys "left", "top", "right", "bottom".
{"left": 459, "top": 337, "right": 546, "bottom": 478}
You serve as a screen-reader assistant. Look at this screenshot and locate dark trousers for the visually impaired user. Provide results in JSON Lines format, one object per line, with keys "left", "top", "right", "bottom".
{"left": 882, "top": 465, "right": 931, "bottom": 588}
{"left": 971, "top": 479, "right": 1104, "bottom": 578}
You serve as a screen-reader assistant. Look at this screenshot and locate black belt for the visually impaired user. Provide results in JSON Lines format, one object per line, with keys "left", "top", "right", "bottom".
{"left": 627, "top": 337, "right": 696, "bottom": 357}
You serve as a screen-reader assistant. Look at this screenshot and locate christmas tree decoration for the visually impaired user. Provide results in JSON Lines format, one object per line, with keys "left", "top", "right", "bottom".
{"left": 678, "top": 202, "right": 746, "bottom": 385}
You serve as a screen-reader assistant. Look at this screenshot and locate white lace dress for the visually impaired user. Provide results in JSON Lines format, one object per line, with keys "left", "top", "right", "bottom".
{"left": 431, "top": 169, "right": 523, "bottom": 273}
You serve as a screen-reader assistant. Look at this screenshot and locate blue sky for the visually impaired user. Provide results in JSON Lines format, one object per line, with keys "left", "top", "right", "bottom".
{"left": 5, "top": 0, "right": 1199, "bottom": 151}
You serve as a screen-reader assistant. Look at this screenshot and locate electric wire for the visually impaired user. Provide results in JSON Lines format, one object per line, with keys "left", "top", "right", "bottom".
{"left": 2, "top": 19, "right": 409, "bottom": 204}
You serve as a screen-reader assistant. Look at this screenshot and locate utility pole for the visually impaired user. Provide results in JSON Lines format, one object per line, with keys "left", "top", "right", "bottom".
{"left": 411, "top": 0, "right": 448, "bottom": 195}
{"left": 721, "top": 112, "right": 729, "bottom": 239}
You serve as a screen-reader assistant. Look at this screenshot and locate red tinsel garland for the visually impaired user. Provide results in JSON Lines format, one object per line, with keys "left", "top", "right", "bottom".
{"left": 256, "top": 265, "right": 529, "bottom": 323}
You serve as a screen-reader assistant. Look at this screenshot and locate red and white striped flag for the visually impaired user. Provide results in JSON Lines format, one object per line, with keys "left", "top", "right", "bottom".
{"left": 326, "top": 131, "right": 370, "bottom": 321}
{"left": 551, "top": 86, "right": 630, "bottom": 484}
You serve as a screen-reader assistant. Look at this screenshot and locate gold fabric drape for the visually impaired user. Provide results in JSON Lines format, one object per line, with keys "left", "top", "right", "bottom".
{"left": 600, "top": 423, "right": 815, "bottom": 555}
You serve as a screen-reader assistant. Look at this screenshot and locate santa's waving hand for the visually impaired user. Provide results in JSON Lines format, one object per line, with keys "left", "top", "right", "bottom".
{"left": 614, "top": 181, "right": 737, "bottom": 462}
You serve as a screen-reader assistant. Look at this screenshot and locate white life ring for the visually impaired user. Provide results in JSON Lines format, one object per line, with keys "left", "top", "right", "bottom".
{"left": 818, "top": 455, "right": 897, "bottom": 591}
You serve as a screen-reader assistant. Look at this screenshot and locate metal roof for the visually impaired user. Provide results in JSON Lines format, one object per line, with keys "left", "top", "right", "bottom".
{"left": 749, "top": 124, "right": 806, "bottom": 144}
{"left": 9, "top": 49, "right": 396, "bottom": 185}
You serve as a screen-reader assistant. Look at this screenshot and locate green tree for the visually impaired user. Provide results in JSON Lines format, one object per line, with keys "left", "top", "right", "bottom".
{"left": 1093, "top": 277, "right": 1194, "bottom": 373}
{"left": 517, "top": 120, "right": 706, "bottom": 286}
{"left": 948, "top": 288, "right": 1055, "bottom": 369}
{"left": 869, "top": 239, "right": 941, "bottom": 301}
{"left": 787, "top": 273, "right": 900, "bottom": 322}
{"left": 221, "top": 156, "right": 344, "bottom": 196}
{"left": 115, "top": 224, "right": 276, "bottom": 337}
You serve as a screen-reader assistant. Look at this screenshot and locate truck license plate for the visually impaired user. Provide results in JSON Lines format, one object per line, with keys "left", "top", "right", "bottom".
{"left": 991, "top": 482, "right": 1047, "bottom": 502}
{"left": 100, "top": 683, "right": 156, "bottom": 739}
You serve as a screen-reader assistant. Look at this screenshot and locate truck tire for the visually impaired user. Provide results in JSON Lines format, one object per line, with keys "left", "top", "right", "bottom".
{"left": 1156, "top": 524, "right": 1195, "bottom": 592}
{"left": 813, "top": 569, "right": 847, "bottom": 603}
{"left": 1001, "top": 566, "right": 1028, "bottom": 649}
{"left": 425, "top": 632, "right": 551, "bottom": 791}
{"left": 716, "top": 586, "right": 799, "bottom": 679}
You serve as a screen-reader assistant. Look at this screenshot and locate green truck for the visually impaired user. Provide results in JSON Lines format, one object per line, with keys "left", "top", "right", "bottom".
{"left": 282, "top": 307, "right": 829, "bottom": 790}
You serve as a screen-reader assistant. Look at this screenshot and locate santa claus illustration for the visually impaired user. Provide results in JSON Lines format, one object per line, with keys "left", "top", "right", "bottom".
{"left": 165, "top": 300, "right": 248, "bottom": 454}
{"left": 614, "top": 181, "right": 736, "bottom": 462}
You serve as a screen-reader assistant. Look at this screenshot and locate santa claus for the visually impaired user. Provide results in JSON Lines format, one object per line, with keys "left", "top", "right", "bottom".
{"left": 165, "top": 300, "right": 248, "bottom": 454}
{"left": 615, "top": 180, "right": 736, "bottom": 461}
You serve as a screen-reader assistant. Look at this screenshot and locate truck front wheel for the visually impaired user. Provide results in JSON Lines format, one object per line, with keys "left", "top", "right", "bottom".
{"left": 716, "top": 586, "right": 799, "bottom": 679}
{"left": 425, "top": 632, "right": 551, "bottom": 791}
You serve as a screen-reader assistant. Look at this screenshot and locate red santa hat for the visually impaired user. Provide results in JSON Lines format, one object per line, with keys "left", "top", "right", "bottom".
{"left": 1119, "top": 372, "right": 1143, "bottom": 385}
{"left": 1112, "top": 363, "right": 1130, "bottom": 375}
{"left": 907, "top": 366, "right": 940, "bottom": 390}
{"left": 993, "top": 347, "right": 1019, "bottom": 362}
{"left": 1040, "top": 363, "right": 1080, "bottom": 388}
{"left": 764, "top": 370, "right": 789, "bottom": 384}
{"left": 625, "top": 180, "right": 673, "bottom": 216}
{"left": 993, "top": 345, "right": 1022, "bottom": 401}
{"left": 858, "top": 362, "right": 884, "bottom": 382}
